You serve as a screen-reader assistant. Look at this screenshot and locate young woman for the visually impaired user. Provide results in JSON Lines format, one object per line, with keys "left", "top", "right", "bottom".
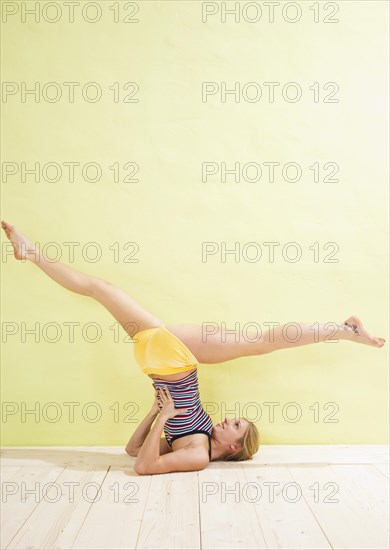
{"left": 1, "top": 221, "right": 385, "bottom": 476}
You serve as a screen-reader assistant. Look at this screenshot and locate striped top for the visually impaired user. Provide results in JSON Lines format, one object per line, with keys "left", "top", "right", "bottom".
{"left": 152, "top": 370, "right": 213, "bottom": 459}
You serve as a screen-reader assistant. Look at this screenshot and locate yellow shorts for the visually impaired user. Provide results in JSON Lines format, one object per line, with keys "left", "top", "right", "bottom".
{"left": 132, "top": 325, "right": 199, "bottom": 376}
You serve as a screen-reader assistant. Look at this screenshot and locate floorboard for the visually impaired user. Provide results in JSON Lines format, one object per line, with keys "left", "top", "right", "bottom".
{"left": 1, "top": 445, "right": 388, "bottom": 550}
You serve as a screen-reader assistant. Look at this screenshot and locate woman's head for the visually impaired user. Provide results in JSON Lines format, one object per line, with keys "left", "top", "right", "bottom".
{"left": 212, "top": 417, "right": 260, "bottom": 461}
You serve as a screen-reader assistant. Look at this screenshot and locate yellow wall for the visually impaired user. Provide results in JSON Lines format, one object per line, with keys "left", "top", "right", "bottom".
{"left": 1, "top": 1, "right": 388, "bottom": 445}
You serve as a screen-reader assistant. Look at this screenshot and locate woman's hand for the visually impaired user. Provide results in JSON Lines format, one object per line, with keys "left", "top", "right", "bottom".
{"left": 157, "top": 386, "right": 188, "bottom": 420}
{"left": 149, "top": 390, "right": 162, "bottom": 416}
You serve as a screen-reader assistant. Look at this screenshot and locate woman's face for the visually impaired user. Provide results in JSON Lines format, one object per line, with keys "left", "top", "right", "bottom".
{"left": 213, "top": 417, "right": 249, "bottom": 444}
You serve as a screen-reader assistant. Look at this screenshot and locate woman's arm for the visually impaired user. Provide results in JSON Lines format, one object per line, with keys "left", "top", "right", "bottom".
{"left": 134, "top": 412, "right": 209, "bottom": 474}
{"left": 134, "top": 388, "right": 209, "bottom": 475}
{"left": 134, "top": 413, "right": 168, "bottom": 467}
{"left": 125, "top": 410, "right": 158, "bottom": 456}
{"left": 135, "top": 387, "right": 177, "bottom": 467}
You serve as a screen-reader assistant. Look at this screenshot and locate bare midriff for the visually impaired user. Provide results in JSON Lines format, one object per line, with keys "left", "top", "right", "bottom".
{"left": 148, "top": 367, "right": 197, "bottom": 381}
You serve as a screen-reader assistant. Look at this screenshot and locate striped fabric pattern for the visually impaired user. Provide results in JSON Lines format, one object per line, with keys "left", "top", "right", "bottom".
{"left": 152, "top": 370, "right": 214, "bottom": 446}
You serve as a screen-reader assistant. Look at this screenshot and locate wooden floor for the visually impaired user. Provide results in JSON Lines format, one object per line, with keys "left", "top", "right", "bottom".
{"left": 1, "top": 445, "right": 388, "bottom": 549}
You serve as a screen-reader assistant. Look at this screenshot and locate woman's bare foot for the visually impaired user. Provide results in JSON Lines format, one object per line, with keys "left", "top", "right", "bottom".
{"left": 1, "top": 220, "right": 37, "bottom": 261}
{"left": 343, "top": 315, "right": 385, "bottom": 348}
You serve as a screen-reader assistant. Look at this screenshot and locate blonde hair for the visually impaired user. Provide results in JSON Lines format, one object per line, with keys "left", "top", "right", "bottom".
{"left": 224, "top": 420, "right": 260, "bottom": 462}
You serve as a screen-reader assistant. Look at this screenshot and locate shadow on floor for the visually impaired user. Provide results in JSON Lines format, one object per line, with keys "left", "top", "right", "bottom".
{"left": 1, "top": 447, "right": 140, "bottom": 476}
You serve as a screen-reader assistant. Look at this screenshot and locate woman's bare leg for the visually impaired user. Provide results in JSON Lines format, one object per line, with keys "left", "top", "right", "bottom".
{"left": 166, "top": 317, "right": 385, "bottom": 364}
{"left": 2, "top": 221, "right": 385, "bottom": 360}
{"left": 1, "top": 221, "right": 164, "bottom": 336}
{"left": 257, "top": 317, "right": 385, "bottom": 354}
